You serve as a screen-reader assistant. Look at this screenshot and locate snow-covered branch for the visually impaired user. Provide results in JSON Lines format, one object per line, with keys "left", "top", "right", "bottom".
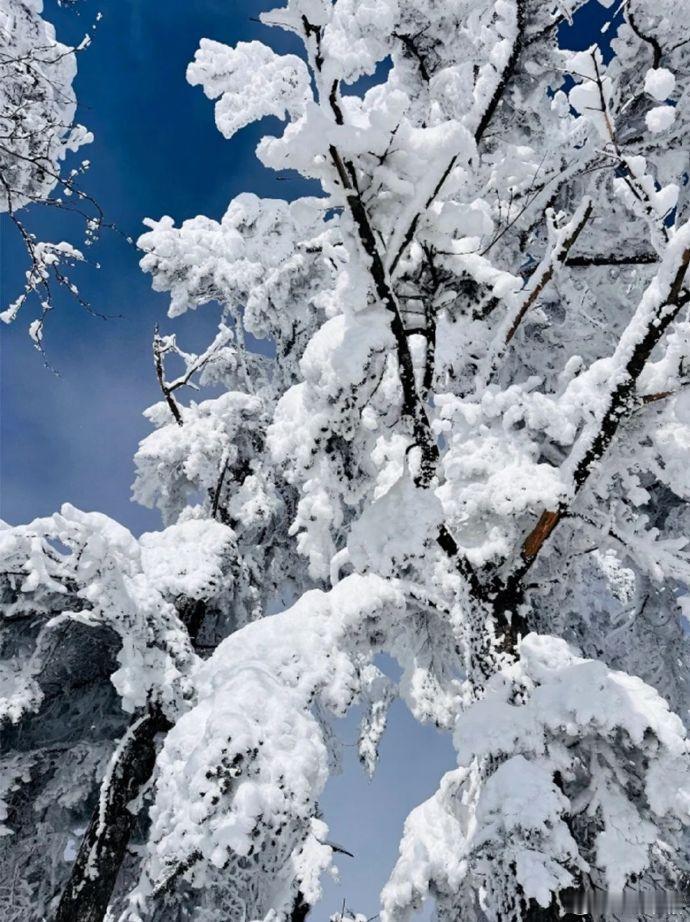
{"left": 5, "top": 1, "right": 690, "bottom": 920}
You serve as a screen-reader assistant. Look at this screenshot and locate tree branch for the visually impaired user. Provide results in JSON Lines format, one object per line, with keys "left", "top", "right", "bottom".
{"left": 627, "top": 9, "right": 663, "bottom": 68}
{"left": 503, "top": 201, "right": 593, "bottom": 344}
{"left": 153, "top": 328, "right": 183, "bottom": 426}
{"left": 386, "top": 0, "right": 526, "bottom": 278}
{"left": 304, "top": 20, "right": 440, "bottom": 487}
{"left": 566, "top": 253, "right": 658, "bottom": 268}
{"left": 505, "top": 239, "right": 690, "bottom": 601}
{"left": 53, "top": 705, "right": 171, "bottom": 922}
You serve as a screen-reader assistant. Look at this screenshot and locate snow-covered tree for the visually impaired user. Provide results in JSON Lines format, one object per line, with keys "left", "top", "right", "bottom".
{"left": 0, "top": 0, "right": 100, "bottom": 344}
{"left": 3, "top": 0, "right": 690, "bottom": 920}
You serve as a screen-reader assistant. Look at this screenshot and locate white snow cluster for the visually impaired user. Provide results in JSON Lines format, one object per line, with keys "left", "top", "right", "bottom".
{"left": 644, "top": 67, "right": 676, "bottom": 101}
{"left": 0, "top": 506, "right": 236, "bottom": 720}
{"left": 645, "top": 104, "right": 676, "bottom": 134}
{"left": 187, "top": 40, "right": 311, "bottom": 141}
{"left": 383, "top": 633, "right": 690, "bottom": 920}
{"left": 128, "top": 575, "right": 407, "bottom": 919}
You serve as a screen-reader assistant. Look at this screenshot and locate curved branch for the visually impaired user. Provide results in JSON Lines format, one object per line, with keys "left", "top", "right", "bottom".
{"left": 627, "top": 9, "right": 663, "bottom": 68}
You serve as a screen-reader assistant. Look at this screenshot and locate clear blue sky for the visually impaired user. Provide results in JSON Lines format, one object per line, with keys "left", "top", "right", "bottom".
{"left": 0, "top": 1, "right": 614, "bottom": 914}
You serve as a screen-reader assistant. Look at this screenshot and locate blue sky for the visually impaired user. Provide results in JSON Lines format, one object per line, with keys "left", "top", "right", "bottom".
{"left": 0, "top": 0, "right": 317, "bottom": 535}
{"left": 0, "top": 0, "right": 613, "bottom": 914}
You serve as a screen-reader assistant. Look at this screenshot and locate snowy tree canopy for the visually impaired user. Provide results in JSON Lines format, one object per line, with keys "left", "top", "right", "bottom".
{"left": 3, "top": 0, "right": 690, "bottom": 920}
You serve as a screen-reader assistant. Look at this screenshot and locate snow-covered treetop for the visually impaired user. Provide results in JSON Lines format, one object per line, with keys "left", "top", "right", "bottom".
{"left": 125, "top": 0, "right": 690, "bottom": 916}
{"left": 4, "top": 0, "right": 690, "bottom": 920}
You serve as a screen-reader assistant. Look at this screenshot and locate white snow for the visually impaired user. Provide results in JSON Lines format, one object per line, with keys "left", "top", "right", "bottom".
{"left": 644, "top": 67, "right": 676, "bottom": 102}
{"left": 186, "top": 40, "right": 311, "bottom": 140}
{"left": 645, "top": 104, "right": 676, "bottom": 134}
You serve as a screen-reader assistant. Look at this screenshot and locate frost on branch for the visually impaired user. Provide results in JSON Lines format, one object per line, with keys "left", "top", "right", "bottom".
{"left": 133, "top": 392, "right": 264, "bottom": 525}
{"left": 0, "top": 0, "right": 101, "bottom": 336}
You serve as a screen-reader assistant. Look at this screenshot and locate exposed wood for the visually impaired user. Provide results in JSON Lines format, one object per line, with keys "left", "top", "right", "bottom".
{"left": 521, "top": 509, "right": 561, "bottom": 564}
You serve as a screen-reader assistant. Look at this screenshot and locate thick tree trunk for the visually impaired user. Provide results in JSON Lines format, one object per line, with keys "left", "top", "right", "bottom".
{"left": 53, "top": 599, "right": 205, "bottom": 922}
{"left": 53, "top": 704, "right": 171, "bottom": 922}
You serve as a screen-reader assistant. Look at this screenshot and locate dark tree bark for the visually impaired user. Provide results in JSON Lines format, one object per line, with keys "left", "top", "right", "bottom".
{"left": 523, "top": 900, "right": 590, "bottom": 921}
{"left": 52, "top": 597, "right": 205, "bottom": 922}
{"left": 53, "top": 705, "right": 171, "bottom": 922}
{"left": 290, "top": 891, "right": 311, "bottom": 922}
